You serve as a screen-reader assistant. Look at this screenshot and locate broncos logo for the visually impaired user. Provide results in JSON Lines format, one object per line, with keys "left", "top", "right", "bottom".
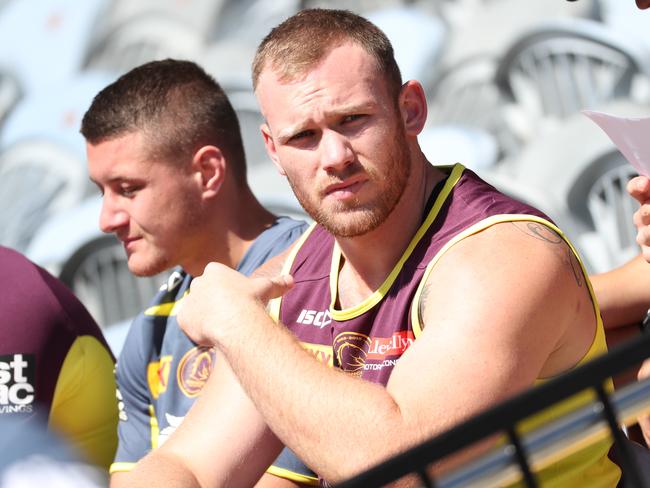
{"left": 333, "top": 332, "right": 371, "bottom": 377}
{"left": 177, "top": 346, "right": 216, "bottom": 398}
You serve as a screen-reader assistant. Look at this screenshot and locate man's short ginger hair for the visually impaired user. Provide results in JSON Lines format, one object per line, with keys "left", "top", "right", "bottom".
{"left": 81, "top": 59, "right": 247, "bottom": 186}
{"left": 252, "top": 9, "right": 403, "bottom": 102}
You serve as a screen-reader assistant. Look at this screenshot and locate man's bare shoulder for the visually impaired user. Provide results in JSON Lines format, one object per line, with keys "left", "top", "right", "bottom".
{"left": 424, "top": 219, "right": 583, "bottom": 295}
{"left": 417, "top": 219, "right": 594, "bottom": 376}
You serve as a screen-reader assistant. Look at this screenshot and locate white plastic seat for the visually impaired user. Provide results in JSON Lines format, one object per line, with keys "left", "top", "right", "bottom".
{"left": 97, "top": 0, "right": 226, "bottom": 39}
{"left": 0, "top": 73, "right": 114, "bottom": 159}
{"left": 26, "top": 196, "right": 104, "bottom": 275}
{"left": 495, "top": 19, "right": 650, "bottom": 122}
{"left": 58, "top": 234, "right": 168, "bottom": 328}
{"left": 427, "top": 55, "right": 526, "bottom": 161}
{"left": 0, "top": 69, "right": 21, "bottom": 127}
{"left": 586, "top": 162, "right": 640, "bottom": 267}
{"left": 84, "top": 13, "right": 206, "bottom": 75}
{"left": 0, "top": 139, "right": 91, "bottom": 252}
{"left": 365, "top": 6, "right": 447, "bottom": 88}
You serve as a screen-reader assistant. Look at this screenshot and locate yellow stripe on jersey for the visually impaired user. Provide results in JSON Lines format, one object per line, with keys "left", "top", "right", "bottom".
{"left": 149, "top": 404, "right": 159, "bottom": 449}
{"left": 329, "top": 164, "right": 464, "bottom": 321}
{"left": 269, "top": 222, "right": 317, "bottom": 323}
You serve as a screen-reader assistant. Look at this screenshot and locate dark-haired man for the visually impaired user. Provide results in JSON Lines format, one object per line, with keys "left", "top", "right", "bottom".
{"left": 81, "top": 59, "right": 315, "bottom": 487}
{"left": 123, "top": 11, "right": 619, "bottom": 487}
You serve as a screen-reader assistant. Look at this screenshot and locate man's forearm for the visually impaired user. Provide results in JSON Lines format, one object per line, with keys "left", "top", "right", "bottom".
{"left": 592, "top": 254, "right": 650, "bottom": 329}
{"left": 214, "top": 305, "right": 411, "bottom": 482}
{"left": 116, "top": 450, "right": 203, "bottom": 488}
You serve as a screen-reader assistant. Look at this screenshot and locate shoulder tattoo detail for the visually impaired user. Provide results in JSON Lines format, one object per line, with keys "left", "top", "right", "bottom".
{"left": 511, "top": 222, "right": 583, "bottom": 287}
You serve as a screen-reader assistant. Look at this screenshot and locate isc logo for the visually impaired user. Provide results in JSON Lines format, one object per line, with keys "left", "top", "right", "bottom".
{"left": 0, "top": 354, "right": 35, "bottom": 408}
{"left": 296, "top": 309, "right": 332, "bottom": 328}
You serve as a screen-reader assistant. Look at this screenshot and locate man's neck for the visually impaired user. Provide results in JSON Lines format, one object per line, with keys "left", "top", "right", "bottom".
{"left": 335, "top": 161, "right": 444, "bottom": 308}
{"left": 184, "top": 188, "right": 276, "bottom": 276}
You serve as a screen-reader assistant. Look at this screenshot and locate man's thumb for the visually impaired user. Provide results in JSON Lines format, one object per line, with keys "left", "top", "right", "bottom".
{"left": 256, "top": 274, "right": 295, "bottom": 302}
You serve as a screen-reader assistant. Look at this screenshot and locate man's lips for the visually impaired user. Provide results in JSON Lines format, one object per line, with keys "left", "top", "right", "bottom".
{"left": 120, "top": 236, "right": 141, "bottom": 250}
{"left": 324, "top": 178, "right": 365, "bottom": 198}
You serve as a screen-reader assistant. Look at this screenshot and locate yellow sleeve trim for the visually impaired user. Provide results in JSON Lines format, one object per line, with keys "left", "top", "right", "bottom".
{"left": 109, "top": 462, "right": 137, "bottom": 474}
{"left": 49, "top": 335, "right": 119, "bottom": 470}
{"left": 410, "top": 214, "right": 590, "bottom": 337}
{"left": 269, "top": 222, "right": 318, "bottom": 323}
{"left": 266, "top": 465, "right": 320, "bottom": 485}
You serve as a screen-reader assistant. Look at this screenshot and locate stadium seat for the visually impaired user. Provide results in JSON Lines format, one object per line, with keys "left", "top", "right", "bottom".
{"left": 495, "top": 19, "right": 650, "bottom": 123}
{"left": 26, "top": 196, "right": 104, "bottom": 275}
{"left": 0, "top": 139, "right": 91, "bottom": 253}
{"left": 58, "top": 233, "right": 168, "bottom": 328}
{"left": 427, "top": 55, "right": 526, "bottom": 161}
{"left": 0, "top": 72, "right": 114, "bottom": 158}
{"left": 96, "top": 0, "right": 226, "bottom": 39}
{"left": 83, "top": 12, "right": 206, "bottom": 75}
{"left": 365, "top": 6, "right": 447, "bottom": 89}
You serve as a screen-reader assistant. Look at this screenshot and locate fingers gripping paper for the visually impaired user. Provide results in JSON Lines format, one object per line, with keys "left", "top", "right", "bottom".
{"left": 583, "top": 110, "right": 650, "bottom": 177}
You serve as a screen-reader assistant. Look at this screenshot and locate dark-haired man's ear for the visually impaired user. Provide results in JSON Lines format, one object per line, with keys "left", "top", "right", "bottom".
{"left": 398, "top": 80, "right": 428, "bottom": 137}
{"left": 193, "top": 145, "right": 226, "bottom": 197}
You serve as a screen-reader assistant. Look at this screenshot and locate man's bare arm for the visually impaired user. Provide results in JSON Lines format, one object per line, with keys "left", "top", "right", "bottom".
{"left": 591, "top": 254, "right": 650, "bottom": 330}
{"left": 113, "top": 351, "right": 286, "bottom": 488}
{"left": 177, "top": 221, "right": 595, "bottom": 483}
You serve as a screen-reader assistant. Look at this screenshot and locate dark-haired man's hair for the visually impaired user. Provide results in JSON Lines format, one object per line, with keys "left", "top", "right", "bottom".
{"left": 81, "top": 59, "right": 247, "bottom": 185}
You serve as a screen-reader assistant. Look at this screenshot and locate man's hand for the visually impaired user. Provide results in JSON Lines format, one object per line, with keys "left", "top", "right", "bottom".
{"left": 628, "top": 175, "right": 650, "bottom": 263}
{"left": 177, "top": 262, "right": 294, "bottom": 346}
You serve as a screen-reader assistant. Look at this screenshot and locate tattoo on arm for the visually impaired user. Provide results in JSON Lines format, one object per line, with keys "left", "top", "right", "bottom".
{"left": 511, "top": 222, "right": 583, "bottom": 287}
{"left": 515, "top": 222, "right": 562, "bottom": 243}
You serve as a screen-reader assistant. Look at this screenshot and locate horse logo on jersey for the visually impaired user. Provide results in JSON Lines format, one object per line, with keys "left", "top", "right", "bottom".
{"left": 177, "top": 346, "right": 216, "bottom": 398}
{"left": 333, "top": 331, "right": 415, "bottom": 376}
{"left": 333, "top": 332, "right": 371, "bottom": 376}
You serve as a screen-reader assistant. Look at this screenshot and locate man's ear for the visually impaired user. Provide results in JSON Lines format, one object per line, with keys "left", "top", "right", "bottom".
{"left": 193, "top": 145, "right": 226, "bottom": 197}
{"left": 398, "top": 80, "right": 428, "bottom": 136}
{"left": 261, "top": 123, "right": 286, "bottom": 176}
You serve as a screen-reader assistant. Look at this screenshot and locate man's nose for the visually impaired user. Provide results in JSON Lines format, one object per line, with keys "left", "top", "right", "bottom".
{"left": 320, "top": 130, "right": 354, "bottom": 173}
{"left": 99, "top": 196, "right": 128, "bottom": 234}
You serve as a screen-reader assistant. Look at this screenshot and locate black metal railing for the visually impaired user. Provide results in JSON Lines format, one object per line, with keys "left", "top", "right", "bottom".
{"left": 335, "top": 331, "right": 650, "bottom": 488}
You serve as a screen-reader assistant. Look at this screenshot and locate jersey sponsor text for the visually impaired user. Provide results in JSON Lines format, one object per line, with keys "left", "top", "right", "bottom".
{"left": 0, "top": 354, "right": 35, "bottom": 413}
{"left": 296, "top": 309, "right": 332, "bottom": 328}
{"left": 366, "top": 331, "right": 414, "bottom": 360}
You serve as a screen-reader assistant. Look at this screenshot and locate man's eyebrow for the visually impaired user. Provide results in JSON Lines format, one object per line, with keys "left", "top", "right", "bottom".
{"left": 276, "top": 101, "right": 376, "bottom": 141}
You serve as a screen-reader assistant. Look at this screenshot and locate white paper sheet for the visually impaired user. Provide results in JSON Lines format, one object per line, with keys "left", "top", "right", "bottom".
{"left": 583, "top": 110, "right": 650, "bottom": 177}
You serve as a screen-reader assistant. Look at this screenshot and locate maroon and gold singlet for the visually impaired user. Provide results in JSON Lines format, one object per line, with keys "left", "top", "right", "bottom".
{"left": 270, "top": 164, "right": 620, "bottom": 487}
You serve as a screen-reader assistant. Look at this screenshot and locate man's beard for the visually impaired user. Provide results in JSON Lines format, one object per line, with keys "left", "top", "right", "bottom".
{"left": 288, "top": 124, "right": 412, "bottom": 238}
